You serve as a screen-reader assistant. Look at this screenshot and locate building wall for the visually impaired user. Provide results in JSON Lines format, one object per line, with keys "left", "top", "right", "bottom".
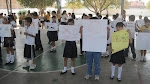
{"left": 129, "top": 1, "right": 145, "bottom": 8}
{"left": 0, "top": 0, "right": 23, "bottom": 9}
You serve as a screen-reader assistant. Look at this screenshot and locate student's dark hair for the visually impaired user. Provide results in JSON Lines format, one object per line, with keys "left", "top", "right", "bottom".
{"left": 116, "top": 22, "right": 124, "bottom": 28}
{"left": 67, "top": 19, "right": 74, "bottom": 24}
{"left": 144, "top": 17, "right": 148, "bottom": 22}
{"left": 52, "top": 16, "right": 56, "bottom": 18}
{"left": 72, "top": 13, "right": 75, "bottom": 15}
{"left": 129, "top": 15, "right": 135, "bottom": 21}
{"left": 103, "top": 17, "right": 110, "bottom": 25}
{"left": 103, "top": 17, "right": 108, "bottom": 19}
{"left": 25, "top": 17, "right": 32, "bottom": 24}
{"left": 62, "top": 10, "right": 66, "bottom": 15}
{"left": 96, "top": 13, "right": 99, "bottom": 16}
{"left": 99, "top": 15, "right": 102, "bottom": 19}
{"left": 116, "top": 13, "right": 119, "bottom": 18}
{"left": 113, "top": 15, "right": 117, "bottom": 19}
{"left": 33, "top": 12, "right": 38, "bottom": 16}
{"left": 145, "top": 19, "right": 150, "bottom": 23}
{"left": 106, "top": 14, "right": 109, "bottom": 17}
{"left": 4, "top": 14, "right": 6, "bottom": 15}
{"left": 90, "top": 17, "right": 98, "bottom": 19}
{"left": 88, "top": 14, "right": 93, "bottom": 17}
{"left": 139, "top": 15, "right": 142, "bottom": 17}
{"left": 8, "top": 15, "right": 15, "bottom": 21}
{"left": 52, "top": 11, "right": 56, "bottom": 14}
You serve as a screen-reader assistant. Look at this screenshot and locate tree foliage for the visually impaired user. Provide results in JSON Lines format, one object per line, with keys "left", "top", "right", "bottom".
{"left": 17, "top": 0, "right": 55, "bottom": 9}
{"left": 146, "top": 1, "right": 150, "bottom": 9}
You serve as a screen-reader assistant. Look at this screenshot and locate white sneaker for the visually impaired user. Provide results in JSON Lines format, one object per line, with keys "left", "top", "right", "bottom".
{"left": 23, "top": 62, "right": 29, "bottom": 68}
{"left": 29, "top": 64, "right": 36, "bottom": 70}
{"left": 95, "top": 75, "right": 100, "bottom": 80}
{"left": 84, "top": 75, "right": 92, "bottom": 80}
{"left": 140, "top": 56, "right": 144, "bottom": 62}
{"left": 143, "top": 56, "right": 146, "bottom": 62}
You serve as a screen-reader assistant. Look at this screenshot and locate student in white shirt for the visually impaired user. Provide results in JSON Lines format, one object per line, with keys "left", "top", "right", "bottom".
{"left": 61, "top": 10, "right": 68, "bottom": 25}
{"left": 23, "top": 17, "right": 36, "bottom": 70}
{"left": 136, "top": 15, "right": 145, "bottom": 31}
{"left": 32, "top": 12, "right": 43, "bottom": 51}
{"left": 50, "top": 11, "right": 59, "bottom": 24}
{"left": 9, "top": 15, "right": 17, "bottom": 50}
{"left": 124, "top": 15, "right": 138, "bottom": 60}
{"left": 3, "top": 18, "right": 15, "bottom": 65}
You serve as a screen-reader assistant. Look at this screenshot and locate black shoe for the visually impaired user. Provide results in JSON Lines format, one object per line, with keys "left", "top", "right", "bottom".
{"left": 60, "top": 71, "right": 67, "bottom": 75}
{"left": 72, "top": 72, "right": 76, "bottom": 75}
{"left": 10, "top": 61, "right": 15, "bottom": 64}
{"left": 35, "top": 48, "right": 39, "bottom": 51}
{"left": 40, "top": 48, "right": 43, "bottom": 51}
{"left": 110, "top": 76, "right": 114, "bottom": 79}
{"left": 5, "top": 62, "right": 10, "bottom": 65}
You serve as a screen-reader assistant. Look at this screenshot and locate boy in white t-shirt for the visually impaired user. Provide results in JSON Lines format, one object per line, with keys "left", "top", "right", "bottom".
{"left": 32, "top": 12, "right": 43, "bottom": 51}
{"left": 23, "top": 17, "right": 36, "bottom": 70}
{"left": 124, "top": 15, "right": 138, "bottom": 60}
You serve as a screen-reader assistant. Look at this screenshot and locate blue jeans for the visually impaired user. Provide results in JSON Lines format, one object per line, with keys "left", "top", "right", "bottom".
{"left": 86, "top": 52, "right": 101, "bottom": 76}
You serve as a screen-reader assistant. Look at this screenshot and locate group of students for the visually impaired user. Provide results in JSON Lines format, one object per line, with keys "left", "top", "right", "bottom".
{"left": 0, "top": 9, "right": 150, "bottom": 82}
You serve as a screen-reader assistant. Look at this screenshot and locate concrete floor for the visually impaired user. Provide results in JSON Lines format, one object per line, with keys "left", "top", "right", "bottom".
{"left": 0, "top": 29, "right": 150, "bottom": 84}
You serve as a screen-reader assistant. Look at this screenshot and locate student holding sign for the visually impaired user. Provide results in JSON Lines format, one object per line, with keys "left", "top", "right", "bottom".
{"left": 60, "top": 19, "right": 81, "bottom": 75}
{"left": 110, "top": 22, "right": 132, "bottom": 81}
{"left": 140, "top": 19, "right": 150, "bottom": 62}
{"left": 83, "top": 17, "right": 110, "bottom": 80}
{"left": 124, "top": 15, "right": 138, "bottom": 60}
{"left": 3, "top": 18, "right": 15, "bottom": 65}
{"left": 47, "top": 16, "right": 58, "bottom": 52}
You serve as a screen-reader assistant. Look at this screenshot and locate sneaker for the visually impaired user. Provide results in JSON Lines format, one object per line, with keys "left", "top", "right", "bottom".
{"left": 23, "top": 62, "right": 29, "bottom": 68}
{"left": 132, "top": 58, "right": 136, "bottom": 61}
{"left": 110, "top": 76, "right": 114, "bottom": 79}
{"left": 140, "top": 56, "right": 144, "bottom": 62}
{"left": 95, "top": 75, "right": 100, "bottom": 80}
{"left": 60, "top": 70, "right": 67, "bottom": 75}
{"left": 143, "top": 56, "right": 146, "bottom": 62}
{"left": 84, "top": 75, "right": 92, "bottom": 80}
{"left": 117, "top": 78, "right": 121, "bottom": 81}
{"left": 29, "top": 64, "right": 36, "bottom": 70}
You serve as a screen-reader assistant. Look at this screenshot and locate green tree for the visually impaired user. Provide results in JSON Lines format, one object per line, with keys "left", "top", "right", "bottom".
{"left": 146, "top": 1, "right": 150, "bottom": 9}
{"left": 83, "top": 0, "right": 129, "bottom": 14}
{"left": 65, "top": 1, "right": 83, "bottom": 12}
{"left": 17, "top": 0, "right": 55, "bottom": 10}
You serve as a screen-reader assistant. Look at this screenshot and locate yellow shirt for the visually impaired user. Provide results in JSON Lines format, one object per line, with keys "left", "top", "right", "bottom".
{"left": 26, "top": 14, "right": 32, "bottom": 18}
{"left": 47, "top": 15, "right": 50, "bottom": 20}
{"left": 140, "top": 25, "right": 150, "bottom": 32}
{"left": 57, "top": 14, "right": 61, "bottom": 19}
{"left": 19, "top": 15, "right": 23, "bottom": 20}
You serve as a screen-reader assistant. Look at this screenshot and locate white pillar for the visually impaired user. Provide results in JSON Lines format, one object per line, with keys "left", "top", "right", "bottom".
{"left": 121, "top": 0, "right": 124, "bottom": 15}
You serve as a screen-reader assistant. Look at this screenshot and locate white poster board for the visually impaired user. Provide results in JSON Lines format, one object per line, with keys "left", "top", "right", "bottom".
{"left": 124, "top": 21, "right": 135, "bottom": 38}
{"left": 82, "top": 20, "right": 108, "bottom": 52}
{"left": 47, "top": 23, "right": 58, "bottom": 31}
{"left": 135, "top": 32, "right": 150, "bottom": 50}
{"left": 74, "top": 19, "right": 83, "bottom": 26}
{"left": 32, "top": 19, "right": 39, "bottom": 34}
{"left": 58, "top": 25, "right": 81, "bottom": 41}
{"left": 0, "top": 24, "right": 12, "bottom": 37}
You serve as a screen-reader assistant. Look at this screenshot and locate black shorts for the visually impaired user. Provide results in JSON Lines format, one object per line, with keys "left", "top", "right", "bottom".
{"left": 19, "top": 20, "right": 22, "bottom": 25}
{"left": 4, "top": 37, "right": 14, "bottom": 47}
{"left": 63, "top": 41, "right": 77, "bottom": 58}
{"left": 48, "top": 31, "right": 58, "bottom": 41}
{"left": 24, "top": 44, "right": 36, "bottom": 60}
{"left": 110, "top": 50, "right": 125, "bottom": 64}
